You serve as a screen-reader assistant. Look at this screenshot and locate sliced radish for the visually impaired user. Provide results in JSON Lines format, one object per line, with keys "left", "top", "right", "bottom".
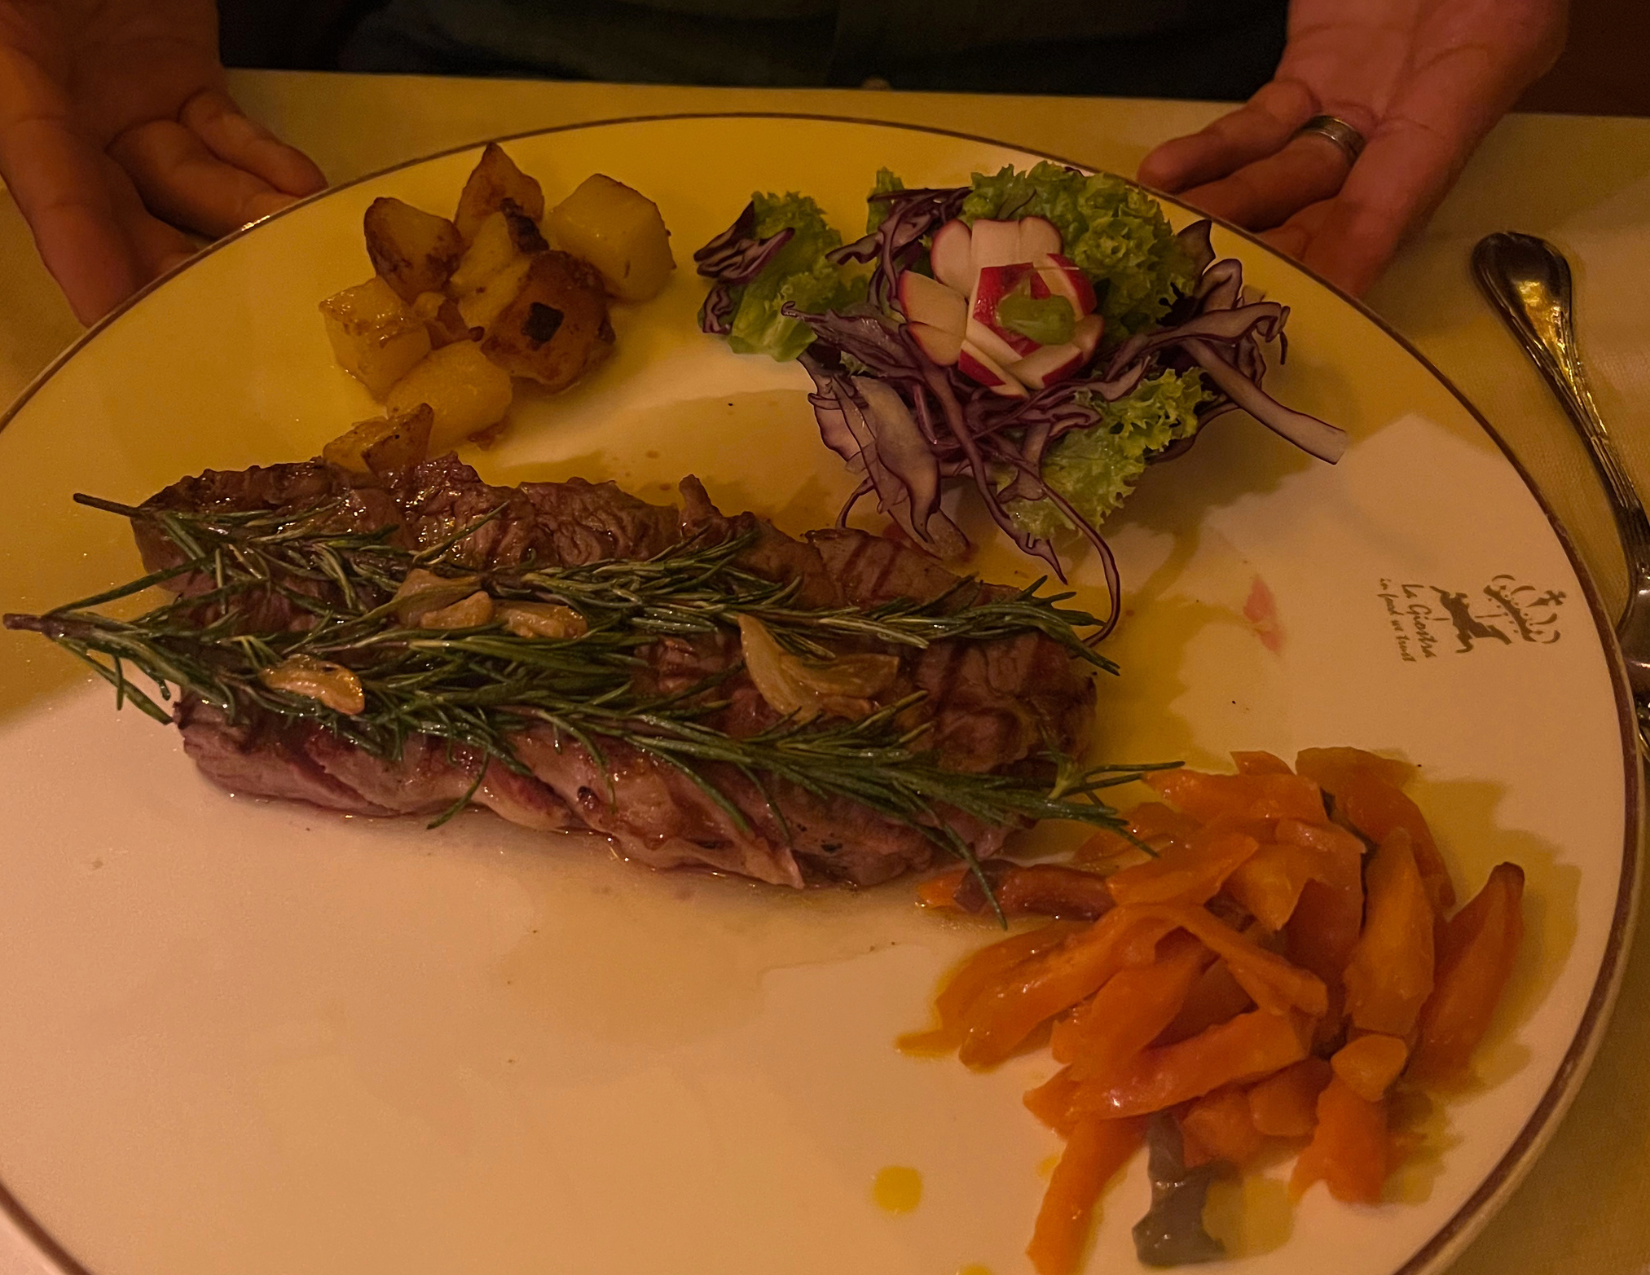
{"left": 969, "top": 264, "right": 1039, "bottom": 357}
{"left": 1017, "top": 216, "right": 1062, "bottom": 261}
{"left": 1034, "top": 252, "right": 1098, "bottom": 317}
{"left": 908, "top": 321, "right": 964, "bottom": 366}
{"left": 1007, "top": 343, "right": 1086, "bottom": 390}
{"left": 959, "top": 339, "right": 1028, "bottom": 398}
{"left": 965, "top": 314, "right": 1030, "bottom": 368}
{"left": 1006, "top": 313, "right": 1105, "bottom": 390}
{"left": 970, "top": 219, "right": 1024, "bottom": 273}
{"left": 1070, "top": 312, "right": 1104, "bottom": 357}
{"left": 896, "top": 270, "right": 967, "bottom": 335}
{"left": 929, "top": 219, "right": 974, "bottom": 293}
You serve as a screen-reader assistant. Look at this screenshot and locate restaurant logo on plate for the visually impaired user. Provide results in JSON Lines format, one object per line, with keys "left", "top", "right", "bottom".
{"left": 1377, "top": 575, "right": 1565, "bottom": 663}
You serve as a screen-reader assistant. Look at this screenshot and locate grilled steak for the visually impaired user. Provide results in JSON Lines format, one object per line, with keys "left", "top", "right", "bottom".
{"left": 134, "top": 456, "right": 1098, "bottom": 888}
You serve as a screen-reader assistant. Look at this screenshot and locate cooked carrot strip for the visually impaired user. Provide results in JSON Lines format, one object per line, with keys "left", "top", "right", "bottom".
{"left": 1106, "top": 829, "right": 1261, "bottom": 907}
{"left": 1343, "top": 828, "right": 1435, "bottom": 1037}
{"left": 1274, "top": 817, "right": 1365, "bottom": 983}
{"left": 1247, "top": 1057, "right": 1333, "bottom": 1138}
{"left": 1071, "top": 1010, "right": 1309, "bottom": 1119}
{"left": 1027, "top": 1117, "right": 1146, "bottom": 1275}
{"left": 915, "top": 869, "right": 966, "bottom": 908}
{"left": 1024, "top": 1066, "right": 1082, "bottom": 1136}
{"left": 1181, "top": 1085, "right": 1268, "bottom": 1168}
{"left": 1224, "top": 842, "right": 1318, "bottom": 930}
{"left": 1409, "top": 863, "right": 1526, "bottom": 1086}
{"left": 897, "top": 921, "right": 1081, "bottom": 1055}
{"left": 1159, "top": 958, "right": 1254, "bottom": 1045}
{"left": 1291, "top": 1076, "right": 1389, "bottom": 1204}
{"left": 1232, "top": 750, "right": 1293, "bottom": 776}
{"left": 998, "top": 866, "right": 1117, "bottom": 920}
{"left": 1140, "top": 904, "right": 1328, "bottom": 1018}
{"left": 1147, "top": 769, "right": 1328, "bottom": 826}
{"left": 914, "top": 864, "right": 1115, "bottom": 921}
{"left": 1296, "top": 750, "right": 1453, "bottom": 914}
{"left": 1294, "top": 746, "right": 1415, "bottom": 792}
{"left": 1056, "top": 934, "right": 1209, "bottom": 1078}
{"left": 1331, "top": 1034, "right": 1410, "bottom": 1101}
{"left": 1075, "top": 802, "right": 1202, "bottom": 865}
{"left": 957, "top": 909, "right": 1177, "bottom": 1068}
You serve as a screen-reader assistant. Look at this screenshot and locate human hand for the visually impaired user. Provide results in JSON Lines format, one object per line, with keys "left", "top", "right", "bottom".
{"left": 1137, "top": 0, "right": 1567, "bottom": 296}
{"left": 0, "top": 0, "right": 326, "bottom": 324}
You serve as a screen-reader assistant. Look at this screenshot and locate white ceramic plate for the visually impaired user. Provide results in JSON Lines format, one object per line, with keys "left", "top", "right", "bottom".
{"left": 0, "top": 116, "right": 1638, "bottom": 1275}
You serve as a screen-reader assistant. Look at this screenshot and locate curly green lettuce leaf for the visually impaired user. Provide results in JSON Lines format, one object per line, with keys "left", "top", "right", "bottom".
{"left": 727, "top": 192, "right": 865, "bottom": 361}
{"left": 1012, "top": 370, "right": 1211, "bottom": 538}
{"left": 867, "top": 168, "right": 905, "bottom": 234}
{"left": 961, "top": 161, "right": 1196, "bottom": 338}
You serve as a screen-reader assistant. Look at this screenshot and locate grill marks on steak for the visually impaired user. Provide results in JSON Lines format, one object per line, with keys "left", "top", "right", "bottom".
{"left": 146, "top": 456, "right": 1095, "bottom": 887}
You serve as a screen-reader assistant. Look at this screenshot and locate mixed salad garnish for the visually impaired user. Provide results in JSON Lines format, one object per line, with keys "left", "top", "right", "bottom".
{"left": 695, "top": 163, "right": 1347, "bottom": 634}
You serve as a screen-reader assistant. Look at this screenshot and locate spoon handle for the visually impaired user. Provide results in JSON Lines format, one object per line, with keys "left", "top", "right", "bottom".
{"left": 1472, "top": 233, "right": 1650, "bottom": 576}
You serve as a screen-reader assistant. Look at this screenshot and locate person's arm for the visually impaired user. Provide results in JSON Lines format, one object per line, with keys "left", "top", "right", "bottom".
{"left": 1138, "top": 0, "right": 1567, "bottom": 296}
{"left": 0, "top": 0, "right": 325, "bottom": 324}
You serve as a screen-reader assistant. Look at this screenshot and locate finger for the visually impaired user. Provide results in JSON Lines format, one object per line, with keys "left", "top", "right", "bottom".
{"left": 1259, "top": 201, "right": 1329, "bottom": 264}
{"left": 0, "top": 119, "right": 142, "bottom": 322}
{"left": 1172, "top": 132, "right": 1353, "bottom": 231}
{"left": 97, "top": 152, "right": 198, "bottom": 280}
{"left": 1137, "top": 79, "right": 1321, "bottom": 194}
{"left": 179, "top": 88, "right": 326, "bottom": 197}
{"left": 108, "top": 118, "right": 303, "bottom": 238}
{"left": 1293, "top": 126, "right": 1455, "bottom": 297}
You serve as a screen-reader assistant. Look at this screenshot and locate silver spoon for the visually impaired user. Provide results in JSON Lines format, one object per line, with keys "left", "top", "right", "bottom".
{"left": 1472, "top": 231, "right": 1650, "bottom": 746}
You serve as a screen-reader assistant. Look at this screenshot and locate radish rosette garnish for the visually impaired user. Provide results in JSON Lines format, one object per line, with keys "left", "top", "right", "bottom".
{"left": 696, "top": 164, "right": 1347, "bottom": 634}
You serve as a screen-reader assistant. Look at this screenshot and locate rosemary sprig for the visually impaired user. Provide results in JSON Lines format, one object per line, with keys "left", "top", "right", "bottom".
{"left": 6, "top": 495, "right": 1171, "bottom": 891}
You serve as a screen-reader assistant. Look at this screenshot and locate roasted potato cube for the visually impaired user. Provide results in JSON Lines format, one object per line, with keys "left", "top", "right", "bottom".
{"left": 454, "top": 144, "right": 545, "bottom": 245}
{"left": 384, "top": 340, "right": 514, "bottom": 453}
{"left": 319, "top": 277, "right": 432, "bottom": 399}
{"left": 458, "top": 256, "right": 533, "bottom": 334}
{"left": 481, "top": 251, "right": 614, "bottom": 391}
{"left": 322, "top": 404, "right": 434, "bottom": 474}
{"left": 447, "top": 209, "right": 522, "bottom": 298}
{"left": 548, "top": 174, "right": 676, "bottom": 301}
{"left": 364, "top": 198, "right": 463, "bottom": 302}
{"left": 412, "top": 290, "right": 477, "bottom": 347}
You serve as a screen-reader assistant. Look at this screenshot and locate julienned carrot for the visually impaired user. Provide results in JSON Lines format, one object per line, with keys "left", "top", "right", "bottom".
{"left": 1105, "top": 829, "right": 1261, "bottom": 907}
{"left": 915, "top": 864, "right": 1115, "bottom": 920}
{"left": 897, "top": 922, "right": 1082, "bottom": 1055}
{"left": 1293, "top": 746, "right": 1415, "bottom": 792}
{"left": 1055, "top": 933, "right": 1209, "bottom": 1077}
{"left": 1181, "top": 1085, "right": 1268, "bottom": 1168}
{"left": 1247, "top": 1057, "right": 1333, "bottom": 1138}
{"left": 1027, "top": 1117, "right": 1146, "bottom": 1275}
{"left": 1232, "top": 750, "right": 1293, "bottom": 776}
{"left": 1146, "top": 769, "right": 1329, "bottom": 826}
{"left": 1224, "top": 842, "right": 1318, "bottom": 930}
{"left": 958, "top": 910, "right": 1177, "bottom": 1068}
{"left": 1409, "top": 863, "right": 1526, "bottom": 1085}
{"left": 1075, "top": 802, "right": 1200, "bottom": 864}
{"left": 1277, "top": 818, "right": 1364, "bottom": 982}
{"left": 1161, "top": 958, "right": 1254, "bottom": 1044}
{"left": 1140, "top": 904, "right": 1328, "bottom": 1018}
{"left": 1071, "top": 1009, "right": 1309, "bottom": 1119}
{"left": 1343, "top": 828, "right": 1435, "bottom": 1037}
{"left": 1330, "top": 1033, "right": 1409, "bottom": 1101}
{"left": 1291, "top": 1076, "right": 1388, "bottom": 1204}
{"left": 1024, "top": 1066, "right": 1082, "bottom": 1136}
{"left": 1295, "top": 748, "right": 1453, "bottom": 913}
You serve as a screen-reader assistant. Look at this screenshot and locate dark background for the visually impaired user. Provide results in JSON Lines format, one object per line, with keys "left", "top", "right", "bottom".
{"left": 218, "top": 0, "right": 1650, "bottom": 116}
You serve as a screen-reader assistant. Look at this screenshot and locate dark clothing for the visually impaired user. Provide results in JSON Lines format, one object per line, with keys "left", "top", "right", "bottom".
{"left": 337, "top": 0, "right": 1288, "bottom": 100}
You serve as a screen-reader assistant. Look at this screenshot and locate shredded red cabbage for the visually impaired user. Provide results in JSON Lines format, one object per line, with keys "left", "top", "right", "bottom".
{"left": 696, "top": 190, "right": 1348, "bottom": 637}
{"left": 692, "top": 199, "right": 798, "bottom": 336}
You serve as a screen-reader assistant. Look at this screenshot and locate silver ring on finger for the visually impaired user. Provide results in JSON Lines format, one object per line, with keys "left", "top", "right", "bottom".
{"left": 1294, "top": 114, "right": 1367, "bottom": 165}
